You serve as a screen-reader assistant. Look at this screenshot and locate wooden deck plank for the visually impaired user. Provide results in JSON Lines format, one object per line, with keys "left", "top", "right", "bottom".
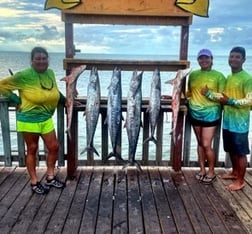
{"left": 139, "top": 168, "right": 162, "bottom": 234}
{"left": 26, "top": 169, "right": 67, "bottom": 233}
{"left": 184, "top": 169, "right": 247, "bottom": 233}
{"left": 0, "top": 166, "right": 16, "bottom": 185}
{"left": 44, "top": 168, "right": 76, "bottom": 233}
{"left": 0, "top": 167, "right": 22, "bottom": 201}
{"left": 62, "top": 168, "right": 92, "bottom": 234}
{"left": 0, "top": 168, "right": 27, "bottom": 220}
{"left": 79, "top": 168, "right": 103, "bottom": 233}
{"left": 219, "top": 170, "right": 252, "bottom": 214}
{"left": 112, "top": 167, "right": 128, "bottom": 233}
{"left": 167, "top": 168, "right": 211, "bottom": 233}
{"left": 95, "top": 168, "right": 114, "bottom": 233}
{"left": 149, "top": 168, "right": 177, "bottom": 233}
{"left": 0, "top": 168, "right": 46, "bottom": 233}
{"left": 181, "top": 169, "right": 230, "bottom": 233}
{"left": 161, "top": 168, "right": 195, "bottom": 233}
{"left": 0, "top": 166, "right": 252, "bottom": 233}
{"left": 127, "top": 168, "right": 144, "bottom": 233}
{"left": 214, "top": 169, "right": 252, "bottom": 233}
{"left": 203, "top": 183, "right": 247, "bottom": 233}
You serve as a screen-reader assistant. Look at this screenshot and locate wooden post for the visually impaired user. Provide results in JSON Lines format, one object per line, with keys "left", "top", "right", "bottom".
{"left": 67, "top": 109, "right": 78, "bottom": 179}
{"left": 171, "top": 111, "right": 184, "bottom": 171}
{"left": 65, "top": 22, "right": 74, "bottom": 58}
{"left": 0, "top": 101, "right": 12, "bottom": 166}
{"left": 171, "top": 25, "right": 190, "bottom": 171}
{"left": 57, "top": 103, "right": 65, "bottom": 166}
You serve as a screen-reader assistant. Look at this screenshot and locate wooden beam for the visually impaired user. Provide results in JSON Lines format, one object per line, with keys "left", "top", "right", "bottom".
{"left": 62, "top": 14, "right": 192, "bottom": 26}
{"left": 63, "top": 58, "right": 190, "bottom": 71}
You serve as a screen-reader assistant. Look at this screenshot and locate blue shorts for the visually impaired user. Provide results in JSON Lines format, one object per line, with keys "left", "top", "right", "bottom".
{"left": 17, "top": 118, "right": 55, "bottom": 134}
{"left": 223, "top": 129, "right": 250, "bottom": 156}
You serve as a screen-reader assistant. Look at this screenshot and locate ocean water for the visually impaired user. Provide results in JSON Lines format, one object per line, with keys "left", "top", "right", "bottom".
{"left": 1, "top": 51, "right": 252, "bottom": 162}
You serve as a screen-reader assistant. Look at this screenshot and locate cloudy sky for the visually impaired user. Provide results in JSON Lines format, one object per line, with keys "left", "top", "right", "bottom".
{"left": 0, "top": 0, "right": 251, "bottom": 56}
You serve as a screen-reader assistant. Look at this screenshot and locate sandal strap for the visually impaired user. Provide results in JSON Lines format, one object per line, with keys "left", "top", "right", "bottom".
{"left": 31, "top": 182, "right": 49, "bottom": 194}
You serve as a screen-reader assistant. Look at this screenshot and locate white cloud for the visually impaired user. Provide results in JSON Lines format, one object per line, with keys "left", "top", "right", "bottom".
{"left": 207, "top": 28, "right": 224, "bottom": 42}
{"left": 0, "top": 0, "right": 252, "bottom": 54}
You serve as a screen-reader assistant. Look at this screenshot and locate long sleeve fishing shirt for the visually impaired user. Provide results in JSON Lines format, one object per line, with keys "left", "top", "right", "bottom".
{"left": 0, "top": 67, "right": 64, "bottom": 123}
{"left": 187, "top": 69, "right": 226, "bottom": 122}
{"left": 205, "top": 70, "right": 252, "bottom": 133}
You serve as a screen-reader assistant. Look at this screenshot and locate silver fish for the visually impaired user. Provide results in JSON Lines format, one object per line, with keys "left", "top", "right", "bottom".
{"left": 105, "top": 67, "right": 124, "bottom": 162}
{"left": 144, "top": 68, "right": 161, "bottom": 145}
{"left": 82, "top": 66, "right": 101, "bottom": 156}
{"left": 124, "top": 70, "right": 143, "bottom": 171}
{"left": 61, "top": 65, "right": 86, "bottom": 139}
{"left": 165, "top": 68, "right": 191, "bottom": 144}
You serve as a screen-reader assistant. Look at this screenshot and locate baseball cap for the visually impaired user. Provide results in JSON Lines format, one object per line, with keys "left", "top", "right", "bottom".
{"left": 197, "top": 49, "right": 212, "bottom": 58}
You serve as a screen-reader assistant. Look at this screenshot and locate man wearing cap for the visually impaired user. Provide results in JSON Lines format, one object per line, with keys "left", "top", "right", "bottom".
{"left": 187, "top": 48, "right": 226, "bottom": 184}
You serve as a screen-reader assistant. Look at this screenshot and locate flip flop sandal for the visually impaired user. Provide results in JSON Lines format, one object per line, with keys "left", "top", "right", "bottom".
{"left": 195, "top": 173, "right": 205, "bottom": 181}
{"left": 201, "top": 175, "right": 216, "bottom": 185}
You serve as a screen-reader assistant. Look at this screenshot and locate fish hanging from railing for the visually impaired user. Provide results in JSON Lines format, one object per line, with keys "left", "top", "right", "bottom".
{"left": 175, "top": 0, "right": 209, "bottom": 17}
{"left": 165, "top": 68, "right": 191, "bottom": 145}
{"left": 61, "top": 65, "right": 86, "bottom": 139}
{"left": 44, "top": 0, "right": 82, "bottom": 10}
{"left": 81, "top": 67, "right": 101, "bottom": 157}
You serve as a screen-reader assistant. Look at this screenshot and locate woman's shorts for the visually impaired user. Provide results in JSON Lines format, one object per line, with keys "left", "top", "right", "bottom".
{"left": 189, "top": 115, "right": 220, "bottom": 127}
{"left": 17, "top": 118, "right": 55, "bottom": 134}
{"left": 223, "top": 129, "right": 250, "bottom": 156}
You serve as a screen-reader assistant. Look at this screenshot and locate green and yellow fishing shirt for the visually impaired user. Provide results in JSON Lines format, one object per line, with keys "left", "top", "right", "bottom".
{"left": 0, "top": 67, "right": 64, "bottom": 123}
{"left": 187, "top": 69, "right": 226, "bottom": 122}
{"left": 216, "top": 70, "right": 252, "bottom": 133}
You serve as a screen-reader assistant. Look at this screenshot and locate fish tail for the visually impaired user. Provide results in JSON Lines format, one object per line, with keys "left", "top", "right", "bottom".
{"left": 143, "top": 136, "right": 157, "bottom": 145}
{"left": 106, "top": 151, "right": 124, "bottom": 162}
{"left": 122, "top": 159, "right": 143, "bottom": 172}
{"left": 81, "top": 146, "right": 100, "bottom": 157}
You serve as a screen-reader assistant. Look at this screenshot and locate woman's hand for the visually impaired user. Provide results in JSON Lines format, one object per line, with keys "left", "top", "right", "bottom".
{"left": 220, "top": 93, "right": 229, "bottom": 105}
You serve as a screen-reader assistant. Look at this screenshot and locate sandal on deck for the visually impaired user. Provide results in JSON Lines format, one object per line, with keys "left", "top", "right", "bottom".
{"left": 201, "top": 175, "right": 216, "bottom": 185}
{"left": 31, "top": 182, "right": 50, "bottom": 195}
{"left": 45, "top": 176, "right": 65, "bottom": 189}
{"left": 195, "top": 173, "right": 205, "bottom": 181}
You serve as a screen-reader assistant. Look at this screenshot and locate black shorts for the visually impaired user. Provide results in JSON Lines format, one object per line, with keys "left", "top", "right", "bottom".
{"left": 189, "top": 115, "right": 220, "bottom": 127}
{"left": 223, "top": 129, "right": 250, "bottom": 156}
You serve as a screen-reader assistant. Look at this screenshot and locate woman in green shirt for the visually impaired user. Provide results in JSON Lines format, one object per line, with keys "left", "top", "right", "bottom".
{"left": 187, "top": 49, "right": 226, "bottom": 184}
{"left": 0, "top": 47, "right": 65, "bottom": 194}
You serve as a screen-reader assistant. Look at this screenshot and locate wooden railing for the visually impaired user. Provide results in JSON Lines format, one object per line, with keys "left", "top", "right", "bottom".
{"left": 0, "top": 97, "right": 65, "bottom": 167}
{"left": 2, "top": 95, "right": 251, "bottom": 177}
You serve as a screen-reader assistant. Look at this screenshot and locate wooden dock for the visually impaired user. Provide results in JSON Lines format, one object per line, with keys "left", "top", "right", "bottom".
{"left": 0, "top": 166, "right": 251, "bottom": 233}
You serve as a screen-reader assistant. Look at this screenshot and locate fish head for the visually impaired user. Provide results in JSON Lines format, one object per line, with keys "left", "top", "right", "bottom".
{"left": 165, "top": 68, "right": 191, "bottom": 85}
{"left": 60, "top": 64, "right": 86, "bottom": 84}
{"left": 177, "top": 68, "right": 191, "bottom": 80}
